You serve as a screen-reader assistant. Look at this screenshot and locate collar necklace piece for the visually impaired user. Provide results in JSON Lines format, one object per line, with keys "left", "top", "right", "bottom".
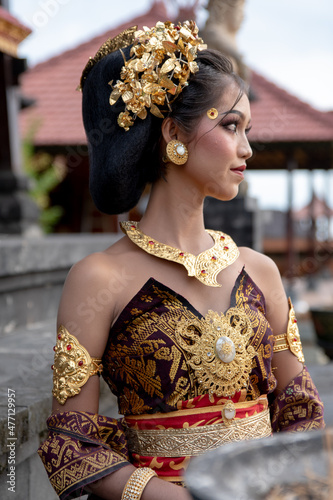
{"left": 120, "top": 221, "right": 239, "bottom": 288}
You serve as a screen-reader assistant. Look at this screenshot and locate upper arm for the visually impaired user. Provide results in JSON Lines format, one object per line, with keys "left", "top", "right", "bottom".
{"left": 241, "top": 248, "right": 304, "bottom": 391}
{"left": 52, "top": 252, "right": 117, "bottom": 414}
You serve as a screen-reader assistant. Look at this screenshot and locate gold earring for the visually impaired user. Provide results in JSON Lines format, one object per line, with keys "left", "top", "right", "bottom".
{"left": 164, "top": 140, "right": 188, "bottom": 165}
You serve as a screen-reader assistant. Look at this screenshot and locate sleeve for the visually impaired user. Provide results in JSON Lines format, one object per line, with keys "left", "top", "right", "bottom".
{"left": 270, "top": 365, "right": 325, "bottom": 433}
{"left": 37, "top": 410, "right": 130, "bottom": 499}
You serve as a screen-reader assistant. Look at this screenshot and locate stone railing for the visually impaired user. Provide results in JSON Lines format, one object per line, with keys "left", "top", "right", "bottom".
{"left": 0, "top": 234, "right": 119, "bottom": 336}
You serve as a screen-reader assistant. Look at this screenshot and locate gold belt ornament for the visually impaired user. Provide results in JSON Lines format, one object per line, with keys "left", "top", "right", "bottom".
{"left": 127, "top": 408, "right": 271, "bottom": 457}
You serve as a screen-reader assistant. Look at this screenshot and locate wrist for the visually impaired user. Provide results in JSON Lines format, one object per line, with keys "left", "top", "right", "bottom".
{"left": 121, "top": 467, "right": 157, "bottom": 500}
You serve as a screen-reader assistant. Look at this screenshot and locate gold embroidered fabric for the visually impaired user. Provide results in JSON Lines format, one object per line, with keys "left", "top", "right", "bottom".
{"left": 271, "top": 366, "right": 325, "bottom": 432}
{"left": 126, "top": 409, "right": 271, "bottom": 457}
{"left": 120, "top": 221, "right": 239, "bottom": 287}
{"left": 52, "top": 326, "right": 103, "bottom": 404}
{"left": 78, "top": 26, "right": 137, "bottom": 90}
{"left": 175, "top": 308, "right": 255, "bottom": 400}
{"left": 102, "top": 270, "right": 276, "bottom": 416}
{"left": 232, "top": 273, "right": 276, "bottom": 401}
{"left": 273, "top": 298, "right": 304, "bottom": 363}
{"left": 38, "top": 411, "right": 129, "bottom": 498}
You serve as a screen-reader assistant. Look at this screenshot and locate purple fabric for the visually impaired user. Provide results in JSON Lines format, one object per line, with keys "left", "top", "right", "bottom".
{"left": 270, "top": 365, "right": 325, "bottom": 432}
{"left": 38, "top": 411, "right": 129, "bottom": 499}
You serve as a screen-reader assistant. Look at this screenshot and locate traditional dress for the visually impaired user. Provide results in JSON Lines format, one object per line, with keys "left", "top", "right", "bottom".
{"left": 38, "top": 268, "right": 324, "bottom": 499}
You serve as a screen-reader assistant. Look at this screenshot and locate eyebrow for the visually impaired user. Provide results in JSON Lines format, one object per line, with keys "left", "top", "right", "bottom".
{"left": 221, "top": 109, "right": 252, "bottom": 124}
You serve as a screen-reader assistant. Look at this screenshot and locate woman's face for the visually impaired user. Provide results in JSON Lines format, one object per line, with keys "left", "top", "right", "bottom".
{"left": 180, "top": 84, "right": 252, "bottom": 202}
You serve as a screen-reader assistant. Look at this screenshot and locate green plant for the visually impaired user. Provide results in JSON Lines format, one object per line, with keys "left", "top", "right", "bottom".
{"left": 23, "top": 125, "right": 66, "bottom": 233}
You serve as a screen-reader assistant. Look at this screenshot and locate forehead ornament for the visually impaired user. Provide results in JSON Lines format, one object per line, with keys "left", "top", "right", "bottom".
{"left": 207, "top": 108, "right": 219, "bottom": 120}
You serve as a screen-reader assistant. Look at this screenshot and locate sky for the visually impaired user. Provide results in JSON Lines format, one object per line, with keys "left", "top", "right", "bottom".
{"left": 8, "top": 0, "right": 333, "bottom": 210}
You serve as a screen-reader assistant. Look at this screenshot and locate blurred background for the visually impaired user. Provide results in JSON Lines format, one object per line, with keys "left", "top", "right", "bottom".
{"left": 0, "top": 2, "right": 333, "bottom": 498}
{"left": 3, "top": 0, "right": 332, "bottom": 292}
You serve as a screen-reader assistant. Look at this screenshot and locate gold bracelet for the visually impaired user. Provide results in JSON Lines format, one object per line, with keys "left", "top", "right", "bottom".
{"left": 121, "top": 467, "right": 157, "bottom": 500}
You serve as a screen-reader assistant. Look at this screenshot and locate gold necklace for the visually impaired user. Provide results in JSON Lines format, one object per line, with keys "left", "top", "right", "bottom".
{"left": 120, "top": 221, "right": 239, "bottom": 287}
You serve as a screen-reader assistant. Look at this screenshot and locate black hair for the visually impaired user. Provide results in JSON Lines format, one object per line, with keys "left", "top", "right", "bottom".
{"left": 82, "top": 47, "right": 246, "bottom": 215}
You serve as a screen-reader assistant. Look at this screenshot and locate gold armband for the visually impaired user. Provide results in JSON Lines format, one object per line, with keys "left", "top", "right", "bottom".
{"left": 273, "top": 298, "right": 304, "bottom": 363}
{"left": 52, "top": 325, "right": 103, "bottom": 405}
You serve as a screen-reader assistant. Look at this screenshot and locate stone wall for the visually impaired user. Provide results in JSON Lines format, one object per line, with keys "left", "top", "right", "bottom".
{"left": 0, "top": 234, "right": 117, "bottom": 335}
{"left": 0, "top": 234, "right": 120, "bottom": 500}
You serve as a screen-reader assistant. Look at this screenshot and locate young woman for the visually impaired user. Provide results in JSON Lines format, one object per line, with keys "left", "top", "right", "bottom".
{"left": 38, "top": 21, "right": 324, "bottom": 500}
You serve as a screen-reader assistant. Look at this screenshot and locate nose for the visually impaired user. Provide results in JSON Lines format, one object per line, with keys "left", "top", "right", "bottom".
{"left": 239, "top": 135, "right": 252, "bottom": 160}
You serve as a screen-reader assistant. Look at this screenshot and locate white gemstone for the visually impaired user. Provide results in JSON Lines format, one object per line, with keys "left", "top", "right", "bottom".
{"left": 224, "top": 407, "right": 236, "bottom": 420}
{"left": 215, "top": 336, "right": 236, "bottom": 363}
{"left": 176, "top": 144, "right": 185, "bottom": 155}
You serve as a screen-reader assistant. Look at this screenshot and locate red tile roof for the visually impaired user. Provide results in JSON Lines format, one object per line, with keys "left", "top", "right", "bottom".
{"left": 20, "top": 2, "right": 168, "bottom": 146}
{"left": 20, "top": 3, "right": 333, "bottom": 146}
{"left": 248, "top": 72, "right": 333, "bottom": 143}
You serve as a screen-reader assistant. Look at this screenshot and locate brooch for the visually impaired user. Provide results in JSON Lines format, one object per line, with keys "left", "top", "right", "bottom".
{"left": 175, "top": 308, "right": 255, "bottom": 401}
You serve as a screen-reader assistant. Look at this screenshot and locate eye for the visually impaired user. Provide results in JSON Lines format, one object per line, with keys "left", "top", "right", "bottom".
{"left": 223, "top": 121, "right": 239, "bottom": 133}
{"left": 245, "top": 125, "right": 252, "bottom": 136}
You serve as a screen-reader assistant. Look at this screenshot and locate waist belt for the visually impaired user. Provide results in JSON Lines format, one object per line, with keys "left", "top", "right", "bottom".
{"left": 126, "top": 397, "right": 272, "bottom": 458}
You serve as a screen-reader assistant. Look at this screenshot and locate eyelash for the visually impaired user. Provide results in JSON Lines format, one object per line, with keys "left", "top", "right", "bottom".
{"left": 222, "top": 120, "right": 252, "bottom": 135}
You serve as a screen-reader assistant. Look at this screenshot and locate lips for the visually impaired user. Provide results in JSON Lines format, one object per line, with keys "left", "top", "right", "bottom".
{"left": 231, "top": 165, "right": 246, "bottom": 177}
{"left": 231, "top": 165, "right": 246, "bottom": 173}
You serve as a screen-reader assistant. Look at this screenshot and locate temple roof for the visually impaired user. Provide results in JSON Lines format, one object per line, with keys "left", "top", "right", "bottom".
{"left": 19, "top": 3, "right": 333, "bottom": 146}
{"left": 294, "top": 194, "right": 333, "bottom": 219}
{"left": 249, "top": 72, "right": 333, "bottom": 143}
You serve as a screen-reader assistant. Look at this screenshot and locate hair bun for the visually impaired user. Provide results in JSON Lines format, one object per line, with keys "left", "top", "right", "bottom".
{"left": 82, "top": 47, "right": 160, "bottom": 215}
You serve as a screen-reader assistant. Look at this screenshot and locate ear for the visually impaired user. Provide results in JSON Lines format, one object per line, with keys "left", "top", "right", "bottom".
{"left": 161, "top": 118, "right": 183, "bottom": 144}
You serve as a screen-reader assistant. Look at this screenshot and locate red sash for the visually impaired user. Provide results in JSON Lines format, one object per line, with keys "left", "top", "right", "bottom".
{"left": 125, "top": 391, "right": 271, "bottom": 482}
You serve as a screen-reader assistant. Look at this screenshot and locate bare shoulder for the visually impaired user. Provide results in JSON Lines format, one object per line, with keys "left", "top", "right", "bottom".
{"left": 239, "top": 246, "right": 280, "bottom": 279}
{"left": 67, "top": 250, "right": 116, "bottom": 280}
{"left": 64, "top": 236, "right": 132, "bottom": 292}
{"left": 57, "top": 238, "right": 135, "bottom": 350}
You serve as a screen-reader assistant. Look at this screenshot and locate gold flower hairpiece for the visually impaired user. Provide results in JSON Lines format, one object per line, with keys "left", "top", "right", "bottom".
{"left": 108, "top": 21, "right": 206, "bottom": 131}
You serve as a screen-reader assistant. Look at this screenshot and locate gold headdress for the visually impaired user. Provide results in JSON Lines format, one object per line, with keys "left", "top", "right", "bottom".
{"left": 79, "top": 21, "right": 206, "bottom": 131}
{"left": 109, "top": 21, "right": 206, "bottom": 130}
